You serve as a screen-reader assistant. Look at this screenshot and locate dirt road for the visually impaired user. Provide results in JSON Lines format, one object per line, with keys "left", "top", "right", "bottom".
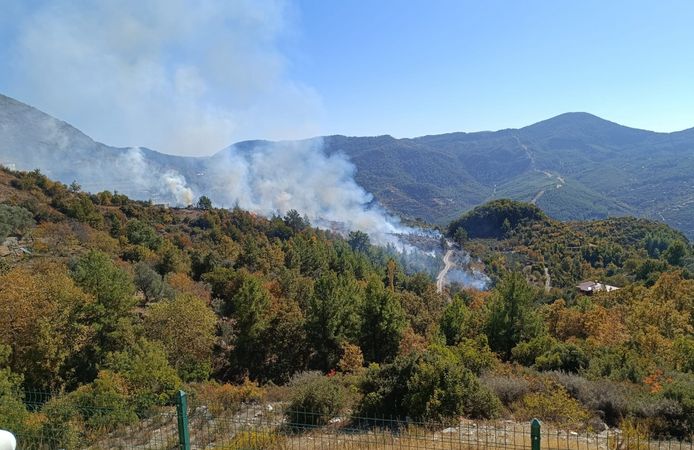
{"left": 436, "top": 241, "right": 455, "bottom": 293}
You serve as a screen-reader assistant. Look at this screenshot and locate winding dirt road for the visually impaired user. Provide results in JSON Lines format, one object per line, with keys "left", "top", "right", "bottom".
{"left": 436, "top": 241, "right": 455, "bottom": 293}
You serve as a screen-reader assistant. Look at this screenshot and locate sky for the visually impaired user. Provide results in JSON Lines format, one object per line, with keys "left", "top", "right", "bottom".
{"left": 1, "top": 0, "right": 694, "bottom": 155}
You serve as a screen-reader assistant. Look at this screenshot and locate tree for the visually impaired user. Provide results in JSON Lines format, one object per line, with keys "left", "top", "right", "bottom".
{"left": 453, "top": 227, "right": 468, "bottom": 246}
{"left": 440, "top": 295, "right": 472, "bottom": 346}
{"left": 306, "top": 272, "right": 362, "bottom": 370}
{"left": 360, "top": 276, "right": 405, "bottom": 363}
{"left": 71, "top": 251, "right": 137, "bottom": 381}
{"left": 144, "top": 295, "right": 217, "bottom": 381}
{"left": 125, "top": 219, "right": 162, "bottom": 250}
{"left": 0, "top": 264, "right": 91, "bottom": 390}
{"left": 664, "top": 240, "right": 687, "bottom": 266}
{"left": 197, "top": 195, "right": 213, "bottom": 210}
{"left": 348, "top": 230, "right": 370, "bottom": 253}
{"left": 105, "top": 339, "right": 181, "bottom": 416}
{"left": 134, "top": 262, "right": 169, "bottom": 303}
{"left": 484, "top": 272, "right": 543, "bottom": 359}
{"left": 283, "top": 209, "right": 308, "bottom": 232}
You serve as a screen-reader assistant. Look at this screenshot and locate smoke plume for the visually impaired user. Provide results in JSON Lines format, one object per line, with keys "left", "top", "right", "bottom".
{"left": 199, "top": 139, "right": 406, "bottom": 245}
{"left": 3, "top": 0, "right": 321, "bottom": 155}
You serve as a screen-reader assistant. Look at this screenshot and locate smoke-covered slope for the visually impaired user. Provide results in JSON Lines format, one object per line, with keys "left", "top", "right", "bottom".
{"left": 2, "top": 94, "right": 694, "bottom": 239}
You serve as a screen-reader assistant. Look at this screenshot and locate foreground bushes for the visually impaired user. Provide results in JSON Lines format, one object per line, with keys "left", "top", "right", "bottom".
{"left": 358, "top": 346, "right": 501, "bottom": 422}
{"left": 286, "top": 372, "right": 347, "bottom": 427}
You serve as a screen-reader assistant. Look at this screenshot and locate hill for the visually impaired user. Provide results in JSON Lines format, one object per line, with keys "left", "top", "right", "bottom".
{"left": 1, "top": 168, "right": 693, "bottom": 442}
{"left": 447, "top": 199, "right": 693, "bottom": 290}
{"left": 2, "top": 94, "right": 694, "bottom": 239}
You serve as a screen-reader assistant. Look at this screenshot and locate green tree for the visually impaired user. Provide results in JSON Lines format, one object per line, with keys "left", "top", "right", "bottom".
{"left": 360, "top": 276, "right": 405, "bottom": 363}
{"left": 0, "top": 344, "right": 30, "bottom": 433}
{"left": 440, "top": 295, "right": 472, "bottom": 346}
{"left": 71, "top": 251, "right": 137, "bottom": 381}
{"left": 348, "top": 230, "right": 370, "bottom": 253}
{"left": 105, "top": 339, "right": 181, "bottom": 416}
{"left": 125, "top": 219, "right": 162, "bottom": 250}
{"left": 664, "top": 240, "right": 687, "bottom": 266}
{"left": 197, "top": 195, "right": 213, "bottom": 210}
{"left": 358, "top": 346, "right": 500, "bottom": 422}
{"left": 134, "top": 262, "right": 169, "bottom": 302}
{"left": 283, "top": 209, "right": 309, "bottom": 232}
{"left": 306, "top": 272, "right": 362, "bottom": 370}
{"left": 484, "top": 273, "right": 543, "bottom": 359}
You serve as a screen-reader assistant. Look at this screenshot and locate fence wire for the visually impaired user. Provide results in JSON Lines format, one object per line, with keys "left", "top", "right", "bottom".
{"left": 5, "top": 390, "right": 693, "bottom": 450}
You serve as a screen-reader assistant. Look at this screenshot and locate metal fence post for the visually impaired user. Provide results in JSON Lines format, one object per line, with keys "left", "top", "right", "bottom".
{"left": 176, "top": 390, "right": 191, "bottom": 450}
{"left": 531, "top": 418, "right": 541, "bottom": 450}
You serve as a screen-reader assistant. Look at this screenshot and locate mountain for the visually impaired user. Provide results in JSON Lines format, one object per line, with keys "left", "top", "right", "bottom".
{"left": 2, "top": 94, "right": 693, "bottom": 238}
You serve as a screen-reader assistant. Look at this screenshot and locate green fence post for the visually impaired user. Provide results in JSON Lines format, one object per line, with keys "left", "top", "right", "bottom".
{"left": 531, "top": 418, "right": 541, "bottom": 450}
{"left": 176, "top": 390, "right": 191, "bottom": 450}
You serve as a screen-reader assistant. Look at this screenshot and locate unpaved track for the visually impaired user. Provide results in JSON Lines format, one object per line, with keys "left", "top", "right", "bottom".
{"left": 437, "top": 241, "right": 455, "bottom": 293}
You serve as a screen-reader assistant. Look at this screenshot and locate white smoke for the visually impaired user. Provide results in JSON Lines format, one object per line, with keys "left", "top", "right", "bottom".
{"left": 162, "top": 171, "right": 195, "bottom": 206}
{"left": 200, "top": 139, "right": 408, "bottom": 246}
{"left": 114, "top": 148, "right": 194, "bottom": 205}
{"left": 4, "top": 0, "right": 321, "bottom": 155}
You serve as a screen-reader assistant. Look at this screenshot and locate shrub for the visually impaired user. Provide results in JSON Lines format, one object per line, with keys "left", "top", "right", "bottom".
{"left": 69, "top": 370, "right": 138, "bottom": 432}
{"left": 38, "top": 396, "right": 82, "bottom": 450}
{"left": 286, "top": 373, "right": 346, "bottom": 427}
{"left": 105, "top": 339, "right": 181, "bottom": 416}
{"left": 546, "top": 371, "right": 630, "bottom": 426}
{"left": 190, "top": 379, "right": 264, "bottom": 416}
{"left": 0, "top": 204, "right": 34, "bottom": 240}
{"left": 656, "top": 373, "right": 694, "bottom": 438}
{"left": 0, "top": 345, "right": 30, "bottom": 433}
{"left": 512, "top": 385, "right": 590, "bottom": 426}
{"left": 512, "top": 336, "right": 588, "bottom": 373}
{"left": 358, "top": 347, "right": 500, "bottom": 422}
{"left": 586, "top": 347, "right": 646, "bottom": 383}
{"left": 672, "top": 336, "right": 694, "bottom": 373}
{"left": 455, "top": 336, "right": 498, "bottom": 375}
{"left": 480, "top": 374, "right": 531, "bottom": 406}
{"left": 534, "top": 343, "right": 588, "bottom": 373}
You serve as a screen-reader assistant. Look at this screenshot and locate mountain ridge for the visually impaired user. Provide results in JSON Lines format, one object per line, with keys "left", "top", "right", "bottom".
{"left": 1, "top": 93, "right": 693, "bottom": 238}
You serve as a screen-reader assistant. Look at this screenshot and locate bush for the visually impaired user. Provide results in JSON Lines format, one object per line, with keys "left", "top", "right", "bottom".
{"left": 534, "top": 343, "right": 588, "bottom": 373}
{"left": 105, "top": 339, "right": 181, "bottom": 416}
{"left": 455, "top": 336, "right": 498, "bottom": 375}
{"left": 38, "top": 396, "right": 82, "bottom": 450}
{"left": 0, "top": 346, "right": 31, "bottom": 433}
{"left": 286, "top": 373, "right": 346, "bottom": 427}
{"left": 480, "top": 374, "right": 531, "bottom": 406}
{"left": 190, "top": 379, "right": 264, "bottom": 416}
{"left": 512, "top": 385, "right": 590, "bottom": 426}
{"left": 546, "top": 372, "right": 629, "bottom": 426}
{"left": 0, "top": 204, "right": 34, "bottom": 240}
{"left": 586, "top": 347, "right": 646, "bottom": 383}
{"left": 358, "top": 347, "right": 500, "bottom": 422}
{"left": 69, "top": 370, "right": 138, "bottom": 432}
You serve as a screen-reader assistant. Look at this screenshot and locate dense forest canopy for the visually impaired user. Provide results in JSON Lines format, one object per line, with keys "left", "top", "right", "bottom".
{"left": 0, "top": 167, "right": 692, "bottom": 442}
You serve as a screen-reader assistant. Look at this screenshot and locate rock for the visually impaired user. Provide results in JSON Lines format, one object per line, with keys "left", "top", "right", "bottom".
{"left": 442, "top": 427, "right": 458, "bottom": 433}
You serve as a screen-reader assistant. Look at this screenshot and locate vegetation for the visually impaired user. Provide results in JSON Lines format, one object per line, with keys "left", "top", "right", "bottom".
{"left": 0, "top": 167, "right": 692, "bottom": 442}
{"left": 449, "top": 199, "right": 693, "bottom": 289}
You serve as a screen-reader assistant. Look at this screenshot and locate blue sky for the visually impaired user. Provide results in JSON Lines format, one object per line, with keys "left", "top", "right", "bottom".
{"left": 1, "top": 0, "right": 693, "bottom": 154}
{"left": 291, "top": 0, "right": 694, "bottom": 136}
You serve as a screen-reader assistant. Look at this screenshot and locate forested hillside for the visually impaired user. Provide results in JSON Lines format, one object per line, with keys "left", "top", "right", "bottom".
{"left": 448, "top": 200, "right": 694, "bottom": 290}
{"left": 3, "top": 94, "right": 694, "bottom": 239}
{"left": 0, "top": 168, "right": 693, "bottom": 444}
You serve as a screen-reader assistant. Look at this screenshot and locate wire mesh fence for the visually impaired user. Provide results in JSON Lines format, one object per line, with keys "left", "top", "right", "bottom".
{"left": 5, "top": 390, "right": 693, "bottom": 450}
